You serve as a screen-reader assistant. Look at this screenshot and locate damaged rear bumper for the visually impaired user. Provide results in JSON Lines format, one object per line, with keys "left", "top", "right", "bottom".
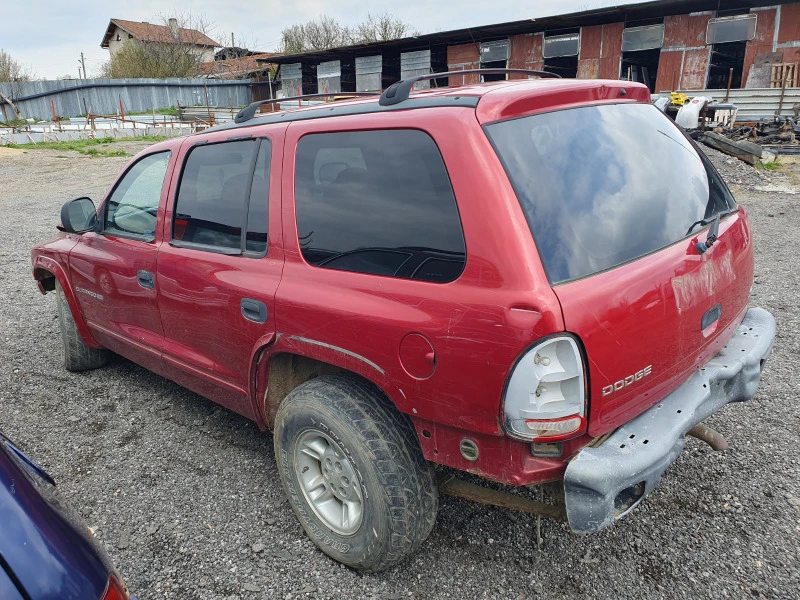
{"left": 564, "top": 307, "right": 776, "bottom": 534}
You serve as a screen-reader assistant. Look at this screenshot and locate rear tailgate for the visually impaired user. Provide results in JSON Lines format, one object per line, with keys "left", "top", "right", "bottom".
{"left": 555, "top": 210, "right": 752, "bottom": 435}
{"left": 485, "top": 100, "right": 753, "bottom": 437}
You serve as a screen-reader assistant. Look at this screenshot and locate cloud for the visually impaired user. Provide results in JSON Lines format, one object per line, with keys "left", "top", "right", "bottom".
{"left": 3, "top": 0, "right": 640, "bottom": 79}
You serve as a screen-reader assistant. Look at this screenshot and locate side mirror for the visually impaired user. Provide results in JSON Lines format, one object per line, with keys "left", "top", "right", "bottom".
{"left": 59, "top": 197, "right": 97, "bottom": 234}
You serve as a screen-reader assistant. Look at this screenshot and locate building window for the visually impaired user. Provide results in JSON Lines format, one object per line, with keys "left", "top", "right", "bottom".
{"left": 542, "top": 32, "right": 581, "bottom": 60}
{"left": 543, "top": 30, "right": 580, "bottom": 79}
{"left": 621, "top": 23, "right": 665, "bottom": 92}
{"left": 706, "top": 15, "right": 757, "bottom": 45}
{"left": 706, "top": 14, "right": 756, "bottom": 90}
{"left": 480, "top": 40, "right": 510, "bottom": 82}
{"left": 621, "top": 24, "right": 665, "bottom": 52}
{"left": 116, "top": 34, "right": 121, "bottom": 41}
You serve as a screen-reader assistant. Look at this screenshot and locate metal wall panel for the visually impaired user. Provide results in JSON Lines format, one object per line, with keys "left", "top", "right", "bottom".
{"left": 279, "top": 63, "right": 303, "bottom": 97}
{"left": 0, "top": 78, "right": 250, "bottom": 122}
{"left": 401, "top": 50, "right": 432, "bottom": 89}
{"left": 317, "top": 60, "right": 341, "bottom": 93}
{"left": 672, "top": 86, "right": 800, "bottom": 119}
{"left": 355, "top": 56, "right": 382, "bottom": 92}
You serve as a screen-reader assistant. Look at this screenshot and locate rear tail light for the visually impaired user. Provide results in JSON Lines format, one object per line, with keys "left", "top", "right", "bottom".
{"left": 101, "top": 575, "right": 130, "bottom": 600}
{"left": 502, "top": 336, "right": 587, "bottom": 441}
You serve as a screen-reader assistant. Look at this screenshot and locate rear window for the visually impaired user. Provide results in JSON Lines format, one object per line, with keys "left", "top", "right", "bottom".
{"left": 485, "top": 103, "right": 736, "bottom": 284}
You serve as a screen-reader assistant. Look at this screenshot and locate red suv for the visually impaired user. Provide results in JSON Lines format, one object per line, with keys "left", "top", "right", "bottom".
{"left": 31, "top": 71, "right": 775, "bottom": 572}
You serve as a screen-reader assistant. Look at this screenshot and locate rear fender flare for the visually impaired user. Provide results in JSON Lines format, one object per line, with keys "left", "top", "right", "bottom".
{"left": 32, "top": 256, "right": 102, "bottom": 349}
{"left": 249, "top": 334, "right": 405, "bottom": 430}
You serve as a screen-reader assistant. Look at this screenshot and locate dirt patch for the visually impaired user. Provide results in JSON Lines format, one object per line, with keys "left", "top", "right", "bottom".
{"left": 0, "top": 146, "right": 26, "bottom": 156}
{"left": 1, "top": 144, "right": 798, "bottom": 600}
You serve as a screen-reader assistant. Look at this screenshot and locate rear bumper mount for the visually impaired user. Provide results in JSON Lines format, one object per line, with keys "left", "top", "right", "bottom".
{"left": 564, "top": 307, "right": 776, "bottom": 533}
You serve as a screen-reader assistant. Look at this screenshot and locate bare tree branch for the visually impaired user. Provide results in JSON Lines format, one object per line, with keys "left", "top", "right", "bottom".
{"left": 279, "top": 13, "right": 418, "bottom": 53}
{"left": 0, "top": 49, "right": 34, "bottom": 102}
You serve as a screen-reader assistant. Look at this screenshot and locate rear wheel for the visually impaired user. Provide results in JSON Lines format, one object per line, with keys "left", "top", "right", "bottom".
{"left": 56, "top": 282, "right": 109, "bottom": 372}
{"left": 274, "top": 374, "right": 437, "bottom": 572}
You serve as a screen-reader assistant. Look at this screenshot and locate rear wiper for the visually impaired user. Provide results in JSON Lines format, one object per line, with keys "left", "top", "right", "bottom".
{"left": 694, "top": 213, "right": 720, "bottom": 255}
{"left": 686, "top": 208, "right": 736, "bottom": 236}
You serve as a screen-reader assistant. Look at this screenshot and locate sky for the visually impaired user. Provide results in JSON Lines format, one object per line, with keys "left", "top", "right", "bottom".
{"left": 2, "top": 0, "right": 645, "bottom": 80}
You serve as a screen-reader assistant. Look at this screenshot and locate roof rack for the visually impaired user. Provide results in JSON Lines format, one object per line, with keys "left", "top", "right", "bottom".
{"left": 234, "top": 92, "right": 381, "bottom": 124}
{"left": 378, "top": 68, "right": 560, "bottom": 106}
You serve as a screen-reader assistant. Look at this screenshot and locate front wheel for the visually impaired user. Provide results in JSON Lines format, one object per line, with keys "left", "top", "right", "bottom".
{"left": 55, "top": 282, "right": 109, "bottom": 372}
{"left": 274, "top": 374, "right": 437, "bottom": 572}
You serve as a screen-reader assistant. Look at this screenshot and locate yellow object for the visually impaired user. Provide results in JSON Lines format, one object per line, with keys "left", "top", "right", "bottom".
{"left": 670, "top": 92, "right": 689, "bottom": 106}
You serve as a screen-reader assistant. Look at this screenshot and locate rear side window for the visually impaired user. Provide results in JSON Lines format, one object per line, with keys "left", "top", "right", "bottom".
{"left": 173, "top": 139, "right": 270, "bottom": 255}
{"left": 294, "top": 130, "right": 466, "bottom": 283}
{"left": 485, "top": 103, "right": 736, "bottom": 284}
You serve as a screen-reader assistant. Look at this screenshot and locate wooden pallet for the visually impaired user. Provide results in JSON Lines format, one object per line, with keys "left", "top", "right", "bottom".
{"left": 771, "top": 63, "right": 798, "bottom": 88}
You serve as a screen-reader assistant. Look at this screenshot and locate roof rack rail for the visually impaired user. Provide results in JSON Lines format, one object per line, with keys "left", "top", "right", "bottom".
{"left": 379, "top": 68, "right": 561, "bottom": 107}
{"left": 234, "top": 92, "right": 381, "bottom": 124}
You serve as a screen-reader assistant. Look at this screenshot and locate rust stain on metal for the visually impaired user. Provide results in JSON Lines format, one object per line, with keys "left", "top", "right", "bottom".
{"left": 438, "top": 476, "right": 567, "bottom": 521}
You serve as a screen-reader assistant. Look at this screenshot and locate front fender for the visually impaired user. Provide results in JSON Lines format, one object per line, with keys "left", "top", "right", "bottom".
{"left": 31, "top": 248, "right": 102, "bottom": 349}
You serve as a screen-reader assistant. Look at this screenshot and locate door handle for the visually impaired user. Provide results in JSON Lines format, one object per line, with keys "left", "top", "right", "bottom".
{"left": 241, "top": 298, "right": 268, "bottom": 323}
{"left": 137, "top": 270, "right": 155, "bottom": 289}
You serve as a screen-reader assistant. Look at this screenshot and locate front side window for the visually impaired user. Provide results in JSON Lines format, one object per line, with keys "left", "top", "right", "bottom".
{"left": 294, "top": 130, "right": 466, "bottom": 283}
{"left": 104, "top": 151, "right": 170, "bottom": 240}
{"left": 172, "top": 139, "right": 270, "bottom": 254}
{"left": 486, "top": 103, "right": 736, "bottom": 284}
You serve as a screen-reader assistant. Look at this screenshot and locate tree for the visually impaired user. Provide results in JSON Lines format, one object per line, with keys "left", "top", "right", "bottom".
{"left": 0, "top": 49, "right": 32, "bottom": 84}
{"left": 100, "top": 14, "right": 217, "bottom": 79}
{"left": 279, "top": 13, "right": 419, "bottom": 53}
{"left": 279, "top": 15, "right": 353, "bottom": 53}
{"left": 356, "top": 13, "right": 420, "bottom": 43}
{"left": 0, "top": 49, "right": 33, "bottom": 120}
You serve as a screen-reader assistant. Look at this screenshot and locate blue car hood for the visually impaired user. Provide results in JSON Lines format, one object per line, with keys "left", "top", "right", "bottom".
{"left": 0, "top": 439, "right": 111, "bottom": 600}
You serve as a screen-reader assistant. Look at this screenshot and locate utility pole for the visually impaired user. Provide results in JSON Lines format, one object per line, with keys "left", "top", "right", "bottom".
{"left": 79, "top": 52, "right": 87, "bottom": 79}
{"left": 231, "top": 32, "right": 235, "bottom": 47}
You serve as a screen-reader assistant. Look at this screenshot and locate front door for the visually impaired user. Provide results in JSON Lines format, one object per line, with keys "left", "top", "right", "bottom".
{"left": 68, "top": 149, "right": 175, "bottom": 373}
{"left": 156, "top": 126, "right": 286, "bottom": 419}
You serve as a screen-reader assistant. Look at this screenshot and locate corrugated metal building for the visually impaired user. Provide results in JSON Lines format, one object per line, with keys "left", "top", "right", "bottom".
{"left": 263, "top": 0, "right": 800, "bottom": 96}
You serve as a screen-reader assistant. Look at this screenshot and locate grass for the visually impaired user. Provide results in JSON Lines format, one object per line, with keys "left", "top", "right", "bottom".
{"left": 5, "top": 135, "right": 168, "bottom": 157}
{"left": 758, "top": 160, "right": 782, "bottom": 171}
{"left": 1, "top": 118, "right": 33, "bottom": 127}
{"left": 125, "top": 106, "right": 181, "bottom": 117}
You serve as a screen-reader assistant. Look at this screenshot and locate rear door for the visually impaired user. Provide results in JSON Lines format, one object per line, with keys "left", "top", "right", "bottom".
{"left": 486, "top": 101, "right": 753, "bottom": 436}
{"left": 68, "top": 149, "right": 175, "bottom": 373}
{"left": 156, "top": 126, "right": 286, "bottom": 419}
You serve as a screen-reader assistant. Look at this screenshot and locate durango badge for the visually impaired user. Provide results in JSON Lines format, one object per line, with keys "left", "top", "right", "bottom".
{"left": 602, "top": 365, "right": 652, "bottom": 396}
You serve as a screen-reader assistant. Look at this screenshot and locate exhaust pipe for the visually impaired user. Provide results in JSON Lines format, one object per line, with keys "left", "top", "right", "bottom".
{"left": 687, "top": 423, "right": 729, "bottom": 451}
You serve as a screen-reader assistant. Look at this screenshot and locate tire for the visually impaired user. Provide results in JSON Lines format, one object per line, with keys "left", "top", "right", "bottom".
{"left": 56, "top": 282, "right": 110, "bottom": 372}
{"left": 274, "top": 374, "right": 438, "bottom": 572}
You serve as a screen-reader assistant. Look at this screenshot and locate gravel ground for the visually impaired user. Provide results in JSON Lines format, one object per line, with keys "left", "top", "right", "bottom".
{"left": 1, "top": 141, "right": 799, "bottom": 600}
